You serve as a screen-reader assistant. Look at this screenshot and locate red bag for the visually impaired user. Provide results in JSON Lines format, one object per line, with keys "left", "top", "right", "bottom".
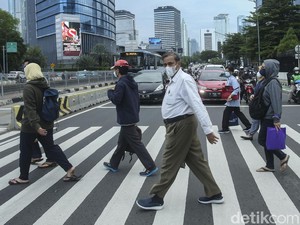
{"left": 222, "top": 86, "right": 239, "bottom": 100}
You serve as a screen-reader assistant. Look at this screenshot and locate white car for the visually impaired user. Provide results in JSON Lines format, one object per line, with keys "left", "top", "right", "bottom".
{"left": 7, "top": 71, "right": 25, "bottom": 80}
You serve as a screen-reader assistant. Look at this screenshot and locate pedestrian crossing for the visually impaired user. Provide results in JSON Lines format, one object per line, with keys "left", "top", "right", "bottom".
{"left": 0, "top": 124, "right": 299, "bottom": 225}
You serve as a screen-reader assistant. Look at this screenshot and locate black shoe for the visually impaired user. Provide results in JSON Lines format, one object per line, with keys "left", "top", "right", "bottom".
{"left": 103, "top": 162, "right": 118, "bottom": 173}
{"left": 218, "top": 129, "right": 230, "bottom": 134}
{"left": 198, "top": 193, "right": 224, "bottom": 204}
{"left": 139, "top": 167, "right": 158, "bottom": 177}
{"left": 136, "top": 195, "right": 164, "bottom": 210}
{"left": 240, "top": 135, "right": 253, "bottom": 140}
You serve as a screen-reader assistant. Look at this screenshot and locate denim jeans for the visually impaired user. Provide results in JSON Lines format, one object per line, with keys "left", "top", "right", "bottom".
{"left": 248, "top": 119, "right": 260, "bottom": 135}
{"left": 19, "top": 129, "right": 72, "bottom": 180}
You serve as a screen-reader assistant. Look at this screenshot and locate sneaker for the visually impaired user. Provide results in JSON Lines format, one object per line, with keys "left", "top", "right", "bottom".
{"left": 218, "top": 129, "right": 230, "bottom": 134}
{"left": 139, "top": 167, "right": 158, "bottom": 177}
{"left": 136, "top": 195, "right": 164, "bottom": 210}
{"left": 103, "top": 162, "right": 118, "bottom": 173}
{"left": 198, "top": 193, "right": 224, "bottom": 204}
{"left": 240, "top": 135, "right": 253, "bottom": 140}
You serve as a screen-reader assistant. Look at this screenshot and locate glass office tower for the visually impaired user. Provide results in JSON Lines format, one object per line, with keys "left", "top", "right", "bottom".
{"left": 27, "top": 0, "right": 116, "bottom": 65}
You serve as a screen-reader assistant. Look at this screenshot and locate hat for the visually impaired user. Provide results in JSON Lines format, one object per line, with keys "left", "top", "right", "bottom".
{"left": 110, "top": 60, "right": 129, "bottom": 69}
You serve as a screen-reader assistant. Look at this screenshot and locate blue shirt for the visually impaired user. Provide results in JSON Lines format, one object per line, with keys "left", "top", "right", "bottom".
{"left": 225, "top": 75, "right": 240, "bottom": 107}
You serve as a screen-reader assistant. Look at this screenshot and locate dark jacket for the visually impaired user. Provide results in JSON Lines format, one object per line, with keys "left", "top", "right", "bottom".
{"left": 21, "top": 78, "right": 53, "bottom": 133}
{"left": 262, "top": 59, "right": 282, "bottom": 122}
{"left": 107, "top": 74, "right": 140, "bottom": 125}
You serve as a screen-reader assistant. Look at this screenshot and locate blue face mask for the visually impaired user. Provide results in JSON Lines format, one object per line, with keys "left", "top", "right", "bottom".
{"left": 259, "top": 68, "right": 266, "bottom": 77}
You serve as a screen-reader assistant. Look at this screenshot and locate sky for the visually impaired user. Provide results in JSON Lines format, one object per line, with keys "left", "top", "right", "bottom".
{"left": 1, "top": 0, "right": 256, "bottom": 43}
{"left": 116, "top": 0, "right": 256, "bottom": 43}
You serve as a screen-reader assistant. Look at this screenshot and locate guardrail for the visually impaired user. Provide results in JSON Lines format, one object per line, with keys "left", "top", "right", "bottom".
{"left": 8, "top": 84, "right": 114, "bottom": 130}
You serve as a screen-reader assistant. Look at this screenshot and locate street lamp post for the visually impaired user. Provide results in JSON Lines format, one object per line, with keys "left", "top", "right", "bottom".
{"left": 249, "top": 0, "right": 261, "bottom": 65}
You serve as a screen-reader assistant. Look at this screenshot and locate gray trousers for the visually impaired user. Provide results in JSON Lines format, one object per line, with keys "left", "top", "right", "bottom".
{"left": 150, "top": 115, "right": 221, "bottom": 198}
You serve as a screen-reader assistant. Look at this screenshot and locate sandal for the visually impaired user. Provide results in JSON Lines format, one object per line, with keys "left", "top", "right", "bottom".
{"left": 63, "top": 174, "right": 82, "bottom": 182}
{"left": 8, "top": 178, "right": 29, "bottom": 185}
{"left": 38, "top": 161, "right": 57, "bottom": 168}
{"left": 31, "top": 158, "right": 44, "bottom": 164}
{"left": 256, "top": 167, "right": 275, "bottom": 172}
{"left": 280, "top": 155, "right": 290, "bottom": 172}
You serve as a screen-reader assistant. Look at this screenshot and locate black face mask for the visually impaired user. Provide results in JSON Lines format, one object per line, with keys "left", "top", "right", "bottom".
{"left": 259, "top": 68, "right": 266, "bottom": 77}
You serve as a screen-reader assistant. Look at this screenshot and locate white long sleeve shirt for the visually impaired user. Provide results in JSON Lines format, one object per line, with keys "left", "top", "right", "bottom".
{"left": 161, "top": 68, "right": 213, "bottom": 135}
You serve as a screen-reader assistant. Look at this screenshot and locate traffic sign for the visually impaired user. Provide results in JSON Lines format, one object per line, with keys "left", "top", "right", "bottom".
{"left": 295, "top": 45, "right": 300, "bottom": 53}
{"left": 6, "top": 42, "right": 17, "bottom": 53}
{"left": 50, "top": 63, "right": 55, "bottom": 69}
{"left": 296, "top": 54, "right": 300, "bottom": 59}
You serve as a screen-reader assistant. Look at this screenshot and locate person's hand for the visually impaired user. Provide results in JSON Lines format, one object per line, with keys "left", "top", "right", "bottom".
{"left": 227, "top": 96, "right": 232, "bottom": 102}
{"left": 250, "top": 94, "right": 254, "bottom": 100}
{"left": 274, "top": 122, "right": 281, "bottom": 131}
{"left": 37, "top": 128, "right": 47, "bottom": 136}
{"left": 206, "top": 132, "right": 219, "bottom": 144}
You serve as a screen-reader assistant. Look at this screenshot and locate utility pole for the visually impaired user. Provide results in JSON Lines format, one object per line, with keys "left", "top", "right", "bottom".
{"left": 1, "top": 45, "right": 5, "bottom": 97}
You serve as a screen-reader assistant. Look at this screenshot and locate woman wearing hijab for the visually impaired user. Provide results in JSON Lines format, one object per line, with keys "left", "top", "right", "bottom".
{"left": 9, "top": 63, "right": 81, "bottom": 185}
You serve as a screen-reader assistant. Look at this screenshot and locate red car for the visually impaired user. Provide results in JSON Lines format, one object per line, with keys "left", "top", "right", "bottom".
{"left": 197, "top": 70, "right": 231, "bottom": 102}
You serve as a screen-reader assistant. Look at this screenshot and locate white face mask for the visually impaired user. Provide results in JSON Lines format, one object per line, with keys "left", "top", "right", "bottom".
{"left": 165, "top": 66, "right": 176, "bottom": 77}
{"left": 256, "top": 72, "right": 262, "bottom": 79}
{"left": 113, "top": 71, "right": 118, "bottom": 78}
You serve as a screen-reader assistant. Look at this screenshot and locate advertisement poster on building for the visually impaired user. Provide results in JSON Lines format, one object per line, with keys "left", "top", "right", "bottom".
{"left": 62, "top": 21, "right": 81, "bottom": 56}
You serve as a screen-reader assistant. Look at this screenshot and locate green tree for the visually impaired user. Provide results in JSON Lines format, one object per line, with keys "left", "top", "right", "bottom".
{"left": 90, "top": 44, "right": 112, "bottom": 67}
{"left": 275, "top": 27, "right": 299, "bottom": 56}
{"left": 0, "top": 9, "right": 26, "bottom": 72}
{"left": 199, "top": 50, "right": 220, "bottom": 63}
{"left": 243, "top": 0, "right": 300, "bottom": 62}
{"left": 222, "top": 33, "right": 246, "bottom": 64}
{"left": 23, "top": 46, "right": 47, "bottom": 68}
{"left": 76, "top": 55, "right": 98, "bottom": 70}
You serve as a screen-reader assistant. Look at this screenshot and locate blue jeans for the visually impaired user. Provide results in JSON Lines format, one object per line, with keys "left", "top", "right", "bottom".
{"left": 19, "top": 129, "right": 72, "bottom": 180}
{"left": 248, "top": 119, "right": 260, "bottom": 135}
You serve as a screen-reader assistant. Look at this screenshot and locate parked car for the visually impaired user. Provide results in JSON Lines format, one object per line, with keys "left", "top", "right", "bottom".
{"left": 203, "top": 64, "right": 225, "bottom": 71}
{"left": 7, "top": 71, "right": 25, "bottom": 79}
{"left": 197, "top": 70, "right": 230, "bottom": 102}
{"left": 133, "top": 70, "right": 168, "bottom": 103}
{"left": 7, "top": 71, "right": 26, "bottom": 82}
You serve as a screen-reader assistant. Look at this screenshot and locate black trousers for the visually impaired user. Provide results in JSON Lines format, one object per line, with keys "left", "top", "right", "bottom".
{"left": 110, "top": 125, "right": 156, "bottom": 170}
{"left": 222, "top": 106, "right": 251, "bottom": 130}
{"left": 19, "top": 129, "right": 72, "bottom": 180}
{"left": 258, "top": 119, "right": 287, "bottom": 169}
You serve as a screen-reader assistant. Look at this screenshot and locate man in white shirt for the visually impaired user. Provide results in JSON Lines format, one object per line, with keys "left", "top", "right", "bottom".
{"left": 136, "top": 52, "right": 224, "bottom": 210}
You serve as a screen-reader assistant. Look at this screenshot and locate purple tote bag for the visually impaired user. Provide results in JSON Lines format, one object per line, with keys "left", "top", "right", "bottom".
{"left": 266, "top": 127, "right": 286, "bottom": 150}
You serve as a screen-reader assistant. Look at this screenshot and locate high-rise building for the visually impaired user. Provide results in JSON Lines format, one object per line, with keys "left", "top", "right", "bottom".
{"left": 237, "top": 15, "right": 249, "bottom": 33}
{"left": 189, "top": 38, "right": 199, "bottom": 56}
{"left": 214, "top": 14, "right": 229, "bottom": 52}
{"left": 200, "top": 28, "right": 216, "bottom": 52}
{"left": 154, "top": 6, "right": 181, "bottom": 51}
{"left": 13, "top": 0, "right": 116, "bottom": 65}
{"left": 8, "top": 0, "right": 27, "bottom": 43}
{"left": 115, "top": 10, "right": 138, "bottom": 52}
{"left": 181, "top": 18, "right": 188, "bottom": 56}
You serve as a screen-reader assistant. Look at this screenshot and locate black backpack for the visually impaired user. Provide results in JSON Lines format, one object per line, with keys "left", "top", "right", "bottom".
{"left": 249, "top": 78, "right": 279, "bottom": 120}
{"left": 40, "top": 88, "right": 60, "bottom": 122}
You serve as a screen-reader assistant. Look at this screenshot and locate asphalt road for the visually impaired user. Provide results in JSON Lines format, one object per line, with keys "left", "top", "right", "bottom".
{"left": 0, "top": 93, "right": 299, "bottom": 225}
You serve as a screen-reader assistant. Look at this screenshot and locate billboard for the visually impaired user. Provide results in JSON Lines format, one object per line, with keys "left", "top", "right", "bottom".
{"left": 62, "top": 21, "right": 81, "bottom": 56}
{"left": 149, "top": 37, "right": 162, "bottom": 45}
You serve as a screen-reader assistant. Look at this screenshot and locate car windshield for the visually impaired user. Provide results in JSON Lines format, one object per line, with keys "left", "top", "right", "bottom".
{"left": 134, "top": 72, "right": 162, "bottom": 83}
{"left": 199, "top": 71, "right": 227, "bottom": 81}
